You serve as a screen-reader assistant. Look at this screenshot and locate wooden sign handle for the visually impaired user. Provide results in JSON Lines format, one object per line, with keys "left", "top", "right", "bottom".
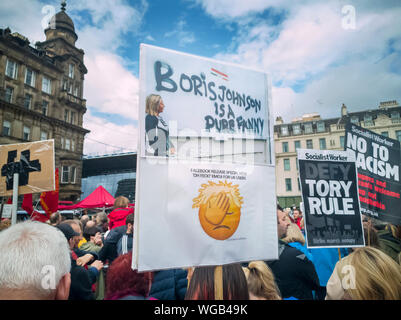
{"left": 214, "top": 265, "right": 223, "bottom": 300}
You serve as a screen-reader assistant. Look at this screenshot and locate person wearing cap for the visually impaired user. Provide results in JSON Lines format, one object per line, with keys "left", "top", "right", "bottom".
{"left": 56, "top": 223, "right": 103, "bottom": 300}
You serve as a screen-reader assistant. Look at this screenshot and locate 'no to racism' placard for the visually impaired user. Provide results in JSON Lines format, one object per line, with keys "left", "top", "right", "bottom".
{"left": 345, "top": 123, "right": 401, "bottom": 225}
{"left": 298, "top": 149, "right": 365, "bottom": 248}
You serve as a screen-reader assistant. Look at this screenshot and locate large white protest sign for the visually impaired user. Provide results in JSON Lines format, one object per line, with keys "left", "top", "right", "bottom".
{"left": 133, "top": 45, "right": 277, "bottom": 272}
{"left": 133, "top": 160, "right": 278, "bottom": 271}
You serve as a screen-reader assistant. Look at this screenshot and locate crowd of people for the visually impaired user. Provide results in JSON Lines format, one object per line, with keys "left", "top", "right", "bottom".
{"left": 0, "top": 198, "right": 400, "bottom": 300}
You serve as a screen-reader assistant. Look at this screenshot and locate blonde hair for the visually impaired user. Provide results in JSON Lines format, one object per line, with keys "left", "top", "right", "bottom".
{"left": 282, "top": 223, "right": 305, "bottom": 245}
{"left": 114, "top": 196, "right": 129, "bottom": 209}
{"left": 145, "top": 94, "right": 162, "bottom": 116}
{"left": 243, "top": 261, "right": 281, "bottom": 300}
{"left": 347, "top": 247, "right": 401, "bottom": 300}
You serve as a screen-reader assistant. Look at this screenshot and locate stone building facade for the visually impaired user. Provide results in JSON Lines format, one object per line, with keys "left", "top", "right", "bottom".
{"left": 0, "top": 5, "right": 89, "bottom": 201}
{"left": 274, "top": 100, "right": 401, "bottom": 208}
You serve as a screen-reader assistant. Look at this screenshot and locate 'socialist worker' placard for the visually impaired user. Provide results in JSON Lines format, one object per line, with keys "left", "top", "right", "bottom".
{"left": 298, "top": 149, "right": 365, "bottom": 248}
{"left": 345, "top": 123, "right": 401, "bottom": 225}
{"left": 0, "top": 140, "right": 55, "bottom": 196}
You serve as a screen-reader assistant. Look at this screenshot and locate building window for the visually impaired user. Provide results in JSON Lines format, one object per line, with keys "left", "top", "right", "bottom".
{"left": 68, "top": 82, "right": 73, "bottom": 94}
{"left": 340, "top": 136, "right": 345, "bottom": 148}
{"left": 74, "top": 86, "right": 79, "bottom": 97}
{"left": 42, "top": 100, "right": 49, "bottom": 116}
{"left": 306, "top": 139, "right": 313, "bottom": 149}
{"left": 5, "top": 86, "right": 13, "bottom": 103}
{"left": 25, "top": 68, "right": 36, "bottom": 87}
{"left": 282, "top": 142, "right": 289, "bottom": 153}
{"left": 294, "top": 140, "right": 301, "bottom": 150}
{"left": 23, "top": 126, "right": 31, "bottom": 140}
{"left": 61, "top": 166, "right": 69, "bottom": 183}
{"left": 70, "top": 167, "right": 76, "bottom": 184}
{"left": 364, "top": 114, "right": 373, "bottom": 126}
{"left": 285, "top": 178, "right": 292, "bottom": 192}
{"left": 350, "top": 116, "right": 359, "bottom": 124}
{"left": 381, "top": 131, "right": 389, "bottom": 137}
{"left": 42, "top": 76, "right": 52, "bottom": 94}
{"left": 68, "top": 64, "right": 74, "bottom": 79}
{"left": 319, "top": 138, "right": 326, "bottom": 150}
{"left": 281, "top": 125, "right": 289, "bottom": 136}
{"left": 64, "top": 109, "right": 69, "bottom": 122}
{"left": 40, "top": 131, "right": 48, "bottom": 141}
{"left": 304, "top": 123, "right": 313, "bottom": 134}
{"left": 65, "top": 138, "right": 71, "bottom": 151}
{"left": 70, "top": 111, "right": 76, "bottom": 125}
{"left": 61, "top": 137, "right": 64, "bottom": 149}
{"left": 2, "top": 120, "right": 11, "bottom": 136}
{"left": 71, "top": 139, "right": 75, "bottom": 152}
{"left": 391, "top": 111, "right": 400, "bottom": 118}
{"left": 317, "top": 121, "right": 325, "bottom": 132}
{"left": 24, "top": 94, "right": 32, "bottom": 109}
{"left": 396, "top": 130, "right": 401, "bottom": 143}
{"left": 284, "top": 159, "right": 290, "bottom": 171}
{"left": 5, "top": 59, "right": 18, "bottom": 79}
{"left": 292, "top": 124, "right": 301, "bottom": 135}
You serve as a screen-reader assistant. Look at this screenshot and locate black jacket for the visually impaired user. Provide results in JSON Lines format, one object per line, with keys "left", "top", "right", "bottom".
{"left": 149, "top": 268, "right": 188, "bottom": 300}
{"left": 266, "top": 241, "right": 320, "bottom": 300}
{"left": 69, "top": 257, "right": 95, "bottom": 300}
{"left": 98, "top": 225, "right": 127, "bottom": 264}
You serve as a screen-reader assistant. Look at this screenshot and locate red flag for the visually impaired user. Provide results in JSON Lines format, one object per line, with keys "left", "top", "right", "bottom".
{"left": 22, "top": 193, "right": 33, "bottom": 215}
{"left": 21, "top": 194, "right": 48, "bottom": 222}
{"left": 40, "top": 168, "right": 59, "bottom": 218}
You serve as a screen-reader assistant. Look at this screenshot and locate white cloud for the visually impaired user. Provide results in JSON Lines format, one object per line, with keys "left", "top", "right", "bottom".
{"left": 84, "top": 52, "right": 139, "bottom": 121}
{"left": 209, "top": 1, "right": 401, "bottom": 121}
{"left": 83, "top": 111, "right": 138, "bottom": 156}
{"left": 164, "top": 19, "right": 196, "bottom": 47}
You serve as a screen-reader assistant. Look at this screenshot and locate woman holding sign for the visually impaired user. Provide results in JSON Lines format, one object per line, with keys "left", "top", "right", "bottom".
{"left": 145, "top": 94, "right": 175, "bottom": 157}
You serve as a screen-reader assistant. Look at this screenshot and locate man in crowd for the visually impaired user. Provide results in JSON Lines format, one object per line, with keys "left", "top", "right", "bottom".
{"left": 265, "top": 205, "right": 320, "bottom": 300}
{"left": 0, "top": 221, "right": 71, "bottom": 300}
{"left": 56, "top": 223, "right": 103, "bottom": 300}
{"left": 117, "top": 213, "right": 134, "bottom": 256}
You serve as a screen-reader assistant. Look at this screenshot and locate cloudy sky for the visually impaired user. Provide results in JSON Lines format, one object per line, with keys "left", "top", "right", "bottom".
{"left": 1, "top": 0, "right": 400, "bottom": 155}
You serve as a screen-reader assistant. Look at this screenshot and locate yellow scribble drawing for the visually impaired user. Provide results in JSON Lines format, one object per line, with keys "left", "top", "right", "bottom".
{"left": 192, "top": 181, "right": 243, "bottom": 240}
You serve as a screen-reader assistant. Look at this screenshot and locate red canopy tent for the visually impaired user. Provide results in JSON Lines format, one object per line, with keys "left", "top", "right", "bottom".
{"left": 58, "top": 185, "right": 115, "bottom": 210}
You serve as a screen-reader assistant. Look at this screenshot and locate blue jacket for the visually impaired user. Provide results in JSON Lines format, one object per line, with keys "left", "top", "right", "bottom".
{"left": 149, "top": 269, "right": 188, "bottom": 300}
{"left": 307, "top": 247, "right": 349, "bottom": 287}
{"left": 288, "top": 242, "right": 314, "bottom": 262}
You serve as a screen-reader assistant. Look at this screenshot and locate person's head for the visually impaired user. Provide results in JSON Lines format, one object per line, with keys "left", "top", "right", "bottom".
{"left": 185, "top": 263, "right": 249, "bottom": 300}
{"left": 344, "top": 247, "right": 401, "bottom": 300}
{"left": 277, "top": 205, "right": 290, "bottom": 239}
{"left": 56, "top": 223, "right": 81, "bottom": 250}
{"left": 0, "top": 219, "right": 11, "bottom": 232}
{"left": 60, "top": 220, "right": 82, "bottom": 248}
{"left": 96, "top": 212, "right": 109, "bottom": 232}
{"left": 126, "top": 213, "right": 134, "bottom": 234}
{"left": 49, "top": 212, "right": 62, "bottom": 226}
{"left": 83, "top": 225, "right": 101, "bottom": 243}
{"left": 282, "top": 223, "right": 305, "bottom": 245}
{"left": 243, "top": 261, "right": 281, "bottom": 300}
{"left": 293, "top": 208, "right": 301, "bottom": 220}
{"left": 0, "top": 221, "right": 71, "bottom": 300}
{"left": 85, "top": 220, "right": 96, "bottom": 229}
{"left": 145, "top": 94, "right": 163, "bottom": 116}
{"left": 114, "top": 196, "right": 129, "bottom": 209}
{"left": 105, "top": 253, "right": 153, "bottom": 300}
{"left": 80, "top": 214, "right": 89, "bottom": 229}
